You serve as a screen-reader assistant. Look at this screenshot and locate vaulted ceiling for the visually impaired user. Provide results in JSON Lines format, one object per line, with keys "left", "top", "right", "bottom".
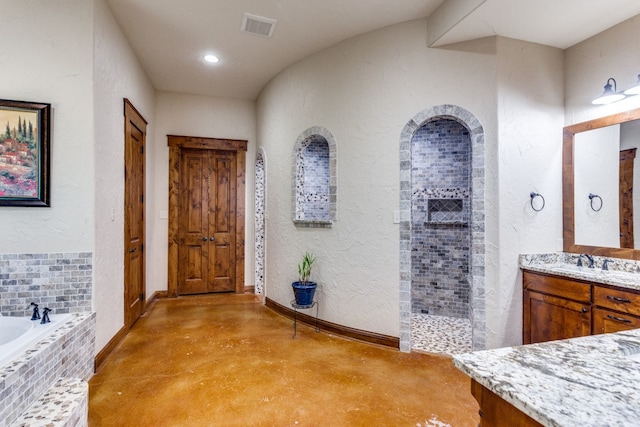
{"left": 107, "top": 0, "right": 640, "bottom": 100}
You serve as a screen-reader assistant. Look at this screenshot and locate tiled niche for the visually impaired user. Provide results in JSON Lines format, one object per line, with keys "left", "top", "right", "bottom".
{"left": 292, "top": 126, "right": 337, "bottom": 227}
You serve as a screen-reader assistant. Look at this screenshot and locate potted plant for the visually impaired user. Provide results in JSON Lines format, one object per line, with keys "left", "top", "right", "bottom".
{"left": 292, "top": 252, "right": 317, "bottom": 306}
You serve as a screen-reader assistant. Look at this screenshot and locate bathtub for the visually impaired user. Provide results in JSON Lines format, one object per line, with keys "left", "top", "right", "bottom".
{"left": 0, "top": 313, "right": 72, "bottom": 368}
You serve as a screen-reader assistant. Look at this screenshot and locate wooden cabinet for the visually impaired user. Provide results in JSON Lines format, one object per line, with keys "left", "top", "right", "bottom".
{"left": 523, "top": 272, "right": 591, "bottom": 344}
{"left": 524, "top": 270, "right": 640, "bottom": 344}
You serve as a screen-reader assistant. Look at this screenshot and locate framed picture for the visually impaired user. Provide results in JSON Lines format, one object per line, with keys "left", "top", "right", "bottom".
{"left": 0, "top": 99, "right": 51, "bottom": 207}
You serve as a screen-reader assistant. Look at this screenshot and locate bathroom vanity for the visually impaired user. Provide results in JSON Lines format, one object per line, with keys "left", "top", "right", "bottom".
{"left": 523, "top": 262, "right": 640, "bottom": 344}
{"left": 452, "top": 254, "right": 640, "bottom": 426}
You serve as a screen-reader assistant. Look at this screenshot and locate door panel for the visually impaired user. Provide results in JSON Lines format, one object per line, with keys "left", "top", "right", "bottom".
{"left": 178, "top": 149, "right": 237, "bottom": 294}
{"left": 124, "top": 100, "right": 146, "bottom": 330}
{"left": 620, "top": 148, "right": 636, "bottom": 248}
{"left": 179, "top": 150, "right": 209, "bottom": 294}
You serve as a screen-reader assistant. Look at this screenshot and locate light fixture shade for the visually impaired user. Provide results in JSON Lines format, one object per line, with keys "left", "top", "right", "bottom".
{"left": 592, "top": 78, "right": 625, "bottom": 105}
{"left": 204, "top": 54, "right": 219, "bottom": 63}
{"left": 624, "top": 74, "right": 640, "bottom": 95}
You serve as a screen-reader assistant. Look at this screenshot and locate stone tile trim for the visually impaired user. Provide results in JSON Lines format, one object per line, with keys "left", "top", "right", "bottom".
{"left": 399, "top": 105, "right": 486, "bottom": 352}
{"left": 292, "top": 126, "right": 337, "bottom": 227}
{"left": 0, "top": 312, "right": 95, "bottom": 427}
{"left": 255, "top": 149, "right": 266, "bottom": 295}
{"left": 0, "top": 252, "right": 93, "bottom": 317}
{"left": 10, "top": 377, "right": 88, "bottom": 427}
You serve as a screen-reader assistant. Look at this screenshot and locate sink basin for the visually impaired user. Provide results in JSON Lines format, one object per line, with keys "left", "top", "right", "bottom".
{"left": 550, "top": 265, "right": 600, "bottom": 276}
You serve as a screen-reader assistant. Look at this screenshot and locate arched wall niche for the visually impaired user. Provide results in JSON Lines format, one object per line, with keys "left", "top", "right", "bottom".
{"left": 399, "top": 105, "right": 486, "bottom": 352}
{"left": 292, "top": 126, "right": 337, "bottom": 228}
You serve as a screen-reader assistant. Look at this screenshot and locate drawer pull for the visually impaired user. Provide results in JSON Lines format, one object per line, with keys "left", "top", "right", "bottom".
{"left": 607, "top": 314, "right": 632, "bottom": 323}
{"left": 606, "top": 295, "right": 631, "bottom": 303}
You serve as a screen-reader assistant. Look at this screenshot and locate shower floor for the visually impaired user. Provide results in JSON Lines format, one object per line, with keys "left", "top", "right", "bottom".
{"left": 411, "top": 313, "right": 472, "bottom": 356}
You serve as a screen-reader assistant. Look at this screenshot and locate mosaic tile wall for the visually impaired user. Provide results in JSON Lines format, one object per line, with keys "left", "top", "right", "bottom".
{"left": 292, "top": 126, "right": 337, "bottom": 227}
{"left": 255, "top": 151, "right": 265, "bottom": 295}
{"left": 399, "top": 105, "right": 486, "bottom": 352}
{"left": 411, "top": 119, "right": 471, "bottom": 318}
{"left": 0, "top": 252, "right": 93, "bottom": 317}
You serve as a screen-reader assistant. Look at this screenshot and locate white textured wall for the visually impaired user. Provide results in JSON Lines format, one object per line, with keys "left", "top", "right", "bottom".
{"left": 574, "top": 125, "right": 620, "bottom": 248}
{"left": 0, "top": 0, "right": 94, "bottom": 252}
{"left": 93, "top": 0, "right": 156, "bottom": 353}
{"left": 150, "top": 91, "right": 256, "bottom": 293}
{"left": 566, "top": 15, "right": 640, "bottom": 123}
{"left": 257, "top": 20, "right": 499, "bottom": 338}
{"left": 493, "top": 38, "right": 565, "bottom": 347}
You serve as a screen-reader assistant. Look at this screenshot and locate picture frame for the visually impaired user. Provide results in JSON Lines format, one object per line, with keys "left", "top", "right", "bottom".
{"left": 0, "top": 99, "right": 51, "bottom": 207}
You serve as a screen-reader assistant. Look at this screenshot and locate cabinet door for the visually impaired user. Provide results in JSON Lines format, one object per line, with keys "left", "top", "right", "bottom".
{"left": 593, "top": 307, "right": 640, "bottom": 335}
{"left": 524, "top": 291, "right": 591, "bottom": 344}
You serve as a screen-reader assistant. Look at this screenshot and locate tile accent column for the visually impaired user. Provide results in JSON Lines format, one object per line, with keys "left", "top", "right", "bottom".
{"left": 255, "top": 149, "right": 266, "bottom": 295}
{"left": 399, "top": 105, "right": 486, "bottom": 351}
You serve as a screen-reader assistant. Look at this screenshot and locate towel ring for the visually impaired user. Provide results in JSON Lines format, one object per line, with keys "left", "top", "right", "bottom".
{"left": 529, "top": 192, "right": 545, "bottom": 212}
{"left": 589, "top": 193, "right": 603, "bottom": 212}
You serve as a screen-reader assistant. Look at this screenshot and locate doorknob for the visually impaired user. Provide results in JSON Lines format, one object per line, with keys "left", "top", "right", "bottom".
{"left": 210, "top": 237, "right": 215, "bottom": 241}
{"left": 129, "top": 248, "right": 136, "bottom": 253}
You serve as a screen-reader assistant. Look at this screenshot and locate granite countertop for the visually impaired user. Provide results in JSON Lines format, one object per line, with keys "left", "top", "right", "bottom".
{"left": 453, "top": 329, "right": 640, "bottom": 427}
{"left": 519, "top": 253, "right": 640, "bottom": 291}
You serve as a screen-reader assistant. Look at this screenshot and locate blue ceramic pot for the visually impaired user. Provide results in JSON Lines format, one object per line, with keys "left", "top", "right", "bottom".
{"left": 291, "top": 281, "right": 317, "bottom": 306}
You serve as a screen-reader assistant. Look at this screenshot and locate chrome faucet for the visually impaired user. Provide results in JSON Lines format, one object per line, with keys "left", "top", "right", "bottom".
{"left": 577, "top": 253, "right": 595, "bottom": 268}
{"left": 602, "top": 259, "right": 611, "bottom": 271}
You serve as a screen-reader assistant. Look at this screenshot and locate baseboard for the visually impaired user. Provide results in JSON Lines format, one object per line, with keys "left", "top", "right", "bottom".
{"left": 95, "top": 291, "right": 167, "bottom": 373}
{"left": 244, "top": 285, "right": 255, "bottom": 294}
{"left": 94, "top": 325, "right": 127, "bottom": 373}
{"left": 265, "top": 297, "right": 399, "bottom": 349}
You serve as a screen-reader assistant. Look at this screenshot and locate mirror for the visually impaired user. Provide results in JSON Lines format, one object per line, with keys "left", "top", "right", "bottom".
{"left": 563, "top": 107, "right": 640, "bottom": 260}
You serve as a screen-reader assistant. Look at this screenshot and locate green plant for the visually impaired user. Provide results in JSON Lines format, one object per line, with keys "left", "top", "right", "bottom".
{"left": 297, "top": 252, "right": 316, "bottom": 284}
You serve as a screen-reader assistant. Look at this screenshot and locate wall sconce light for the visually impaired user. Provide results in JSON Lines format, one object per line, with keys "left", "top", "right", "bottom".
{"left": 592, "top": 78, "right": 626, "bottom": 105}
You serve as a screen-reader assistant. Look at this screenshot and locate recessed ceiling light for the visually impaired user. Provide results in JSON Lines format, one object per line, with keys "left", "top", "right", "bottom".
{"left": 204, "top": 54, "right": 219, "bottom": 63}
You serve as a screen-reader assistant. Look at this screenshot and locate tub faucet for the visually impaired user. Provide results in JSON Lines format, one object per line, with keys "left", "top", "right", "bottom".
{"left": 41, "top": 307, "right": 51, "bottom": 324}
{"left": 30, "top": 302, "right": 40, "bottom": 321}
{"left": 577, "top": 253, "right": 595, "bottom": 268}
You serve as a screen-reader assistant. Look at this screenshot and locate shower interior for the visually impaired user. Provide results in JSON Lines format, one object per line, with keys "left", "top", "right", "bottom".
{"left": 410, "top": 117, "right": 472, "bottom": 355}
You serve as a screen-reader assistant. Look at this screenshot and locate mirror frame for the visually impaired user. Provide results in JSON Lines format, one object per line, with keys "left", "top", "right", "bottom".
{"left": 563, "top": 107, "right": 640, "bottom": 260}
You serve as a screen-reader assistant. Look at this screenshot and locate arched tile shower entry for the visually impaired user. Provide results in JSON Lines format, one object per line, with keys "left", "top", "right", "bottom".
{"left": 254, "top": 148, "right": 266, "bottom": 295}
{"left": 399, "top": 105, "right": 485, "bottom": 353}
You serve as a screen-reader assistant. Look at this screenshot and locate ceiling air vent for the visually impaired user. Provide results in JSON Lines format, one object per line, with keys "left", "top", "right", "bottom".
{"left": 241, "top": 13, "right": 277, "bottom": 38}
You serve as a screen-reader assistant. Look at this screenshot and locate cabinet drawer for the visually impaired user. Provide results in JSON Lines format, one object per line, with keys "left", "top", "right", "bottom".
{"left": 593, "top": 307, "right": 640, "bottom": 335}
{"left": 523, "top": 271, "right": 591, "bottom": 303}
{"left": 594, "top": 286, "right": 640, "bottom": 317}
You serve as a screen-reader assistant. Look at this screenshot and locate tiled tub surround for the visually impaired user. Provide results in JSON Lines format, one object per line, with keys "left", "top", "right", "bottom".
{"left": 453, "top": 329, "right": 640, "bottom": 426}
{"left": 519, "top": 252, "right": 640, "bottom": 290}
{"left": 411, "top": 119, "right": 471, "bottom": 319}
{"left": 0, "top": 252, "right": 92, "bottom": 317}
{"left": 0, "top": 312, "right": 95, "bottom": 427}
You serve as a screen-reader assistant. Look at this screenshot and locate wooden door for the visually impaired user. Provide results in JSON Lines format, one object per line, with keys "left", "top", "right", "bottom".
{"left": 124, "top": 100, "right": 146, "bottom": 330}
{"left": 619, "top": 148, "right": 636, "bottom": 248}
{"left": 523, "top": 291, "right": 591, "bottom": 344}
{"left": 177, "top": 149, "right": 237, "bottom": 294}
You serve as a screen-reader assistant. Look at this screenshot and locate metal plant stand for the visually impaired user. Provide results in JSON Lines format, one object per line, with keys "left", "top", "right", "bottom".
{"left": 290, "top": 300, "right": 319, "bottom": 338}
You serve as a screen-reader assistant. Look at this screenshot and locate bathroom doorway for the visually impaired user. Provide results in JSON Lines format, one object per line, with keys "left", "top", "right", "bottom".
{"left": 399, "top": 105, "right": 486, "bottom": 353}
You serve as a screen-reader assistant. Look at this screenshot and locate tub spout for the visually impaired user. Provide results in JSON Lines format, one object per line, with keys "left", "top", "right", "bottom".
{"left": 30, "top": 302, "right": 40, "bottom": 321}
{"left": 41, "top": 307, "right": 51, "bottom": 324}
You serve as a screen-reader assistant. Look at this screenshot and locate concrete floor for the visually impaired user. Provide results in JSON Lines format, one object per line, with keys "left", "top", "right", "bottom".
{"left": 89, "top": 294, "right": 479, "bottom": 426}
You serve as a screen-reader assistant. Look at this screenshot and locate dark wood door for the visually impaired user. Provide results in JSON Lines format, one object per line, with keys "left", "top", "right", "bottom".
{"left": 178, "top": 149, "right": 236, "bottom": 294}
{"left": 619, "top": 148, "right": 636, "bottom": 248}
{"left": 124, "top": 100, "right": 146, "bottom": 330}
{"left": 523, "top": 291, "right": 591, "bottom": 344}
